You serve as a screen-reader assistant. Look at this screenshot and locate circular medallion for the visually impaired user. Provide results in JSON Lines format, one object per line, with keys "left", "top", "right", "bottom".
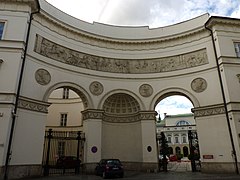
{"left": 191, "top": 78, "right": 207, "bottom": 93}
{"left": 89, "top": 81, "right": 103, "bottom": 96}
{"left": 35, "top": 69, "right": 51, "bottom": 85}
{"left": 139, "top": 84, "right": 153, "bottom": 97}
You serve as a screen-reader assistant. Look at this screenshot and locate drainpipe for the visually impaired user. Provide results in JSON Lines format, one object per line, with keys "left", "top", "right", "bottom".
{"left": 4, "top": 1, "right": 40, "bottom": 179}
{"left": 205, "top": 18, "right": 239, "bottom": 174}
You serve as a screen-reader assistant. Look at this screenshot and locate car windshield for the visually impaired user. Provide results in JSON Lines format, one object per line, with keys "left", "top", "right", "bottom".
{"left": 106, "top": 160, "right": 121, "bottom": 165}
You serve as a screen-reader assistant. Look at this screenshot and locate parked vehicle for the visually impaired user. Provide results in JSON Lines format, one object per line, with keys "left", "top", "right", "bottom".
{"left": 95, "top": 159, "right": 124, "bottom": 178}
{"left": 56, "top": 156, "right": 81, "bottom": 169}
{"left": 169, "top": 154, "right": 178, "bottom": 161}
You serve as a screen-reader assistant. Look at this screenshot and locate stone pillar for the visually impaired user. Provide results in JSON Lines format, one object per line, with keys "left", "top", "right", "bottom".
{"left": 82, "top": 109, "right": 103, "bottom": 173}
{"left": 193, "top": 105, "right": 237, "bottom": 173}
{"left": 139, "top": 111, "right": 158, "bottom": 172}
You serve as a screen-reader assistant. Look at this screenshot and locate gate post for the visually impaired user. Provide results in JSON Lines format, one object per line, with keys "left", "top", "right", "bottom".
{"left": 75, "top": 131, "right": 81, "bottom": 174}
{"left": 44, "top": 129, "right": 53, "bottom": 176}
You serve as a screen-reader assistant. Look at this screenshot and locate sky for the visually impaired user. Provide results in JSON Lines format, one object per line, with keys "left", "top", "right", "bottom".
{"left": 46, "top": 0, "right": 240, "bottom": 28}
{"left": 45, "top": 0, "right": 238, "bottom": 118}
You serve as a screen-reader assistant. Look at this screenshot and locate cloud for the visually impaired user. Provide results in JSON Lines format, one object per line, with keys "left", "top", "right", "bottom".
{"left": 46, "top": 0, "right": 240, "bottom": 28}
{"left": 155, "top": 96, "right": 193, "bottom": 119}
{"left": 96, "top": 0, "right": 240, "bottom": 27}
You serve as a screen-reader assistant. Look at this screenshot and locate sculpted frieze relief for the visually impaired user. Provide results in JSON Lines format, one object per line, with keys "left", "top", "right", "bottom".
{"left": 34, "top": 35, "right": 209, "bottom": 74}
{"left": 192, "top": 105, "right": 225, "bottom": 117}
{"left": 18, "top": 97, "right": 50, "bottom": 113}
{"left": 82, "top": 109, "right": 104, "bottom": 120}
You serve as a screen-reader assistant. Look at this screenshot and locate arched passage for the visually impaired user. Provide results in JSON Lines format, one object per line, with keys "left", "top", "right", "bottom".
{"left": 43, "top": 82, "right": 93, "bottom": 109}
{"left": 41, "top": 82, "right": 92, "bottom": 174}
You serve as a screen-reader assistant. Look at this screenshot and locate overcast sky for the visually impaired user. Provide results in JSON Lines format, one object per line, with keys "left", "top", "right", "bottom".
{"left": 46, "top": 0, "right": 240, "bottom": 28}
{"left": 45, "top": 0, "right": 238, "bottom": 118}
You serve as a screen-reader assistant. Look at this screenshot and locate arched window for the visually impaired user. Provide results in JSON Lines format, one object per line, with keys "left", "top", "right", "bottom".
{"left": 176, "top": 120, "right": 190, "bottom": 126}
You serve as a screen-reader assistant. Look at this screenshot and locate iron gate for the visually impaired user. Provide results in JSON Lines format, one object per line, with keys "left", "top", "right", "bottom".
{"left": 42, "top": 129, "right": 85, "bottom": 176}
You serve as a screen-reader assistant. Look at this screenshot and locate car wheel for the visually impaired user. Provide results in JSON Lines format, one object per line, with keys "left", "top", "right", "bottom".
{"left": 102, "top": 172, "right": 107, "bottom": 179}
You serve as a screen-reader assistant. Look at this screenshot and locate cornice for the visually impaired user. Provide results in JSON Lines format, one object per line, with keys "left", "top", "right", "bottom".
{"left": 206, "top": 16, "right": 240, "bottom": 29}
{"left": 0, "top": 0, "right": 39, "bottom": 12}
{"left": 34, "top": 12, "right": 208, "bottom": 51}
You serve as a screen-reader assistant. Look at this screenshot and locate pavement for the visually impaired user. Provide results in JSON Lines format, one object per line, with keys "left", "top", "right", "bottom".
{"left": 25, "top": 162, "right": 240, "bottom": 180}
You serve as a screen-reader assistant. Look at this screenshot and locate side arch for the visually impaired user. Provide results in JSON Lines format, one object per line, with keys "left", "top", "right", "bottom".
{"left": 43, "top": 82, "right": 94, "bottom": 109}
{"left": 150, "top": 87, "right": 200, "bottom": 110}
{"left": 98, "top": 89, "right": 145, "bottom": 110}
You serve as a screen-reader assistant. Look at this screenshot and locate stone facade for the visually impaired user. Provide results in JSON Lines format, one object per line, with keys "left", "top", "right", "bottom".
{"left": 0, "top": 0, "right": 240, "bottom": 179}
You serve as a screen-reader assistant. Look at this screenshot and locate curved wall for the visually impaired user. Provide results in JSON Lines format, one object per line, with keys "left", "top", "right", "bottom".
{"left": 1, "top": 0, "right": 240, "bottom": 178}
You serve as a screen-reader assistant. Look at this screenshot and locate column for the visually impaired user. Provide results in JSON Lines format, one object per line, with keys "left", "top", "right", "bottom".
{"left": 82, "top": 109, "right": 103, "bottom": 173}
{"left": 139, "top": 111, "right": 158, "bottom": 172}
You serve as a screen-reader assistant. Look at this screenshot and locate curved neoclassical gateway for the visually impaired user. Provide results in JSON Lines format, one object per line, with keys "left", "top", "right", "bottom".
{"left": 1, "top": 0, "right": 240, "bottom": 178}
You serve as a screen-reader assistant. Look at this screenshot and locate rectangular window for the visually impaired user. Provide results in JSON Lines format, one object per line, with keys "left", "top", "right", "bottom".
{"left": 63, "top": 88, "right": 69, "bottom": 99}
{"left": 167, "top": 136, "right": 171, "bottom": 143}
{"left": 60, "top": 113, "right": 67, "bottom": 126}
{"left": 175, "top": 136, "right": 179, "bottom": 143}
{"left": 58, "top": 141, "right": 65, "bottom": 157}
{"left": 182, "top": 136, "right": 187, "bottom": 143}
{"left": 0, "top": 22, "right": 5, "bottom": 40}
{"left": 234, "top": 42, "right": 240, "bottom": 57}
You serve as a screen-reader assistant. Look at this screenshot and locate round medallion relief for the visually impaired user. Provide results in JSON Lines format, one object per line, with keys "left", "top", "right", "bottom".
{"left": 139, "top": 84, "right": 153, "bottom": 97}
{"left": 35, "top": 68, "right": 51, "bottom": 85}
{"left": 191, "top": 78, "right": 207, "bottom": 93}
{"left": 89, "top": 81, "right": 104, "bottom": 96}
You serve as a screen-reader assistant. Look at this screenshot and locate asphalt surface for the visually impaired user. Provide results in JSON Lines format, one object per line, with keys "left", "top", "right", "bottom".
{"left": 28, "top": 171, "right": 240, "bottom": 180}
{"left": 24, "top": 162, "right": 240, "bottom": 180}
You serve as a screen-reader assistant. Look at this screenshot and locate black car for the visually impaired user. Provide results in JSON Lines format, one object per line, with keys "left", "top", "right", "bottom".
{"left": 95, "top": 159, "right": 124, "bottom": 178}
{"left": 56, "top": 156, "right": 81, "bottom": 169}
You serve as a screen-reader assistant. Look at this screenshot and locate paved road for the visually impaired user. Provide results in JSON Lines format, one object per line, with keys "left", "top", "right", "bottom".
{"left": 29, "top": 162, "right": 240, "bottom": 180}
{"left": 30, "top": 171, "right": 240, "bottom": 180}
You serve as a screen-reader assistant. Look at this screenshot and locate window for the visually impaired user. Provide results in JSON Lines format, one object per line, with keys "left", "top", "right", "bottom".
{"left": 0, "top": 22, "right": 5, "bottom": 40}
{"left": 234, "top": 42, "right": 240, "bottom": 57}
{"left": 182, "top": 136, "right": 187, "bottom": 143}
{"left": 60, "top": 113, "right": 67, "bottom": 126}
{"left": 176, "top": 120, "right": 190, "bottom": 126}
{"left": 58, "top": 141, "right": 65, "bottom": 157}
{"left": 175, "top": 136, "right": 179, "bottom": 143}
{"left": 63, "top": 88, "right": 69, "bottom": 99}
{"left": 167, "top": 136, "right": 172, "bottom": 143}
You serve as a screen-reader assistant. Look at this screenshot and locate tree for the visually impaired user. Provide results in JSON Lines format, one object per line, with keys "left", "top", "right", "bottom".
{"left": 159, "top": 132, "right": 168, "bottom": 172}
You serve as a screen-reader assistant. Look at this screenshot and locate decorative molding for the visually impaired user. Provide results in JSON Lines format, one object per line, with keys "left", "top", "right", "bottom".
{"left": 139, "top": 84, "right": 153, "bottom": 97}
{"left": 0, "top": 93, "right": 15, "bottom": 104}
{"left": 34, "top": 35, "right": 209, "bottom": 74}
{"left": 18, "top": 97, "right": 50, "bottom": 113}
{"left": 82, "top": 110, "right": 156, "bottom": 123}
{"left": 82, "top": 109, "right": 104, "bottom": 120}
{"left": 89, "top": 81, "right": 104, "bottom": 96}
{"left": 191, "top": 77, "right": 207, "bottom": 93}
{"left": 192, "top": 105, "right": 225, "bottom": 117}
{"left": 103, "top": 113, "right": 140, "bottom": 123}
{"left": 35, "top": 68, "right": 51, "bottom": 85}
{"left": 103, "top": 111, "right": 156, "bottom": 123}
{"left": 139, "top": 111, "right": 157, "bottom": 121}
{"left": 35, "top": 13, "right": 208, "bottom": 51}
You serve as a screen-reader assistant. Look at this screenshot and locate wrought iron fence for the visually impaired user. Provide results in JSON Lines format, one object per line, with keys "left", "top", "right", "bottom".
{"left": 42, "top": 129, "right": 85, "bottom": 176}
